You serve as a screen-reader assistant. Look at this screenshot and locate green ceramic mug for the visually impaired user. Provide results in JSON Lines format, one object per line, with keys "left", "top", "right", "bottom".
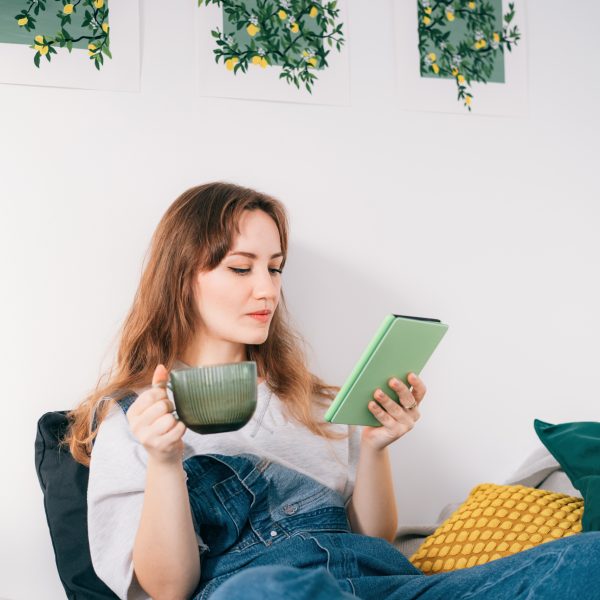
{"left": 167, "top": 361, "right": 258, "bottom": 434}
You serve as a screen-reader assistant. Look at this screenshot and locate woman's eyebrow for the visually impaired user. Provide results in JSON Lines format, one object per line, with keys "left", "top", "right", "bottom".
{"left": 227, "top": 251, "right": 284, "bottom": 259}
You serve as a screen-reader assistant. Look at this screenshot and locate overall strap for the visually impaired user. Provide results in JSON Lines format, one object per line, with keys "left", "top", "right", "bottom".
{"left": 117, "top": 393, "right": 138, "bottom": 415}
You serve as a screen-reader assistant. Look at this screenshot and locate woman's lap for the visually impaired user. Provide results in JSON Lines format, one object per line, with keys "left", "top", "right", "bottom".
{"left": 207, "top": 532, "right": 600, "bottom": 600}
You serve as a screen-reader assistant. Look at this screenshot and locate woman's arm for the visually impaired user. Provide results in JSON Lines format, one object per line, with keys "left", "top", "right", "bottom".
{"left": 347, "top": 445, "right": 398, "bottom": 541}
{"left": 347, "top": 373, "right": 426, "bottom": 543}
{"left": 128, "top": 365, "right": 200, "bottom": 600}
{"left": 133, "top": 458, "right": 200, "bottom": 600}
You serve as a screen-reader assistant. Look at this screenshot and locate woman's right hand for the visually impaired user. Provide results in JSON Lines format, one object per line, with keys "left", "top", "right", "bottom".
{"left": 127, "top": 364, "right": 187, "bottom": 464}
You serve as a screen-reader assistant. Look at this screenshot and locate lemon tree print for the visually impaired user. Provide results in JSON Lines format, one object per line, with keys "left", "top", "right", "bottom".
{"left": 11, "top": 0, "right": 110, "bottom": 69}
{"left": 418, "top": 0, "right": 520, "bottom": 110}
{"left": 199, "top": 0, "right": 345, "bottom": 93}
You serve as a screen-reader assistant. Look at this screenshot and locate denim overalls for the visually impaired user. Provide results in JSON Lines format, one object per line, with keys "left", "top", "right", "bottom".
{"left": 182, "top": 452, "right": 423, "bottom": 599}
{"left": 119, "top": 398, "right": 600, "bottom": 600}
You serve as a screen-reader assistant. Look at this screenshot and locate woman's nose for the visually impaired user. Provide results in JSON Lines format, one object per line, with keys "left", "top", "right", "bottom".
{"left": 253, "top": 269, "right": 279, "bottom": 299}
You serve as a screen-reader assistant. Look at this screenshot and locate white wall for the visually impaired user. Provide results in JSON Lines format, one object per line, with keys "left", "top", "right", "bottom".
{"left": 1, "top": 1, "right": 599, "bottom": 598}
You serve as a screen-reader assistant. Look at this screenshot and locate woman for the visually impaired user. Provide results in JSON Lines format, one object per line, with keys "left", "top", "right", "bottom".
{"left": 66, "top": 182, "right": 600, "bottom": 600}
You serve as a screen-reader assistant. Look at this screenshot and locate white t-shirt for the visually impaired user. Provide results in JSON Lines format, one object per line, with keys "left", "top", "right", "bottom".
{"left": 87, "top": 377, "right": 362, "bottom": 600}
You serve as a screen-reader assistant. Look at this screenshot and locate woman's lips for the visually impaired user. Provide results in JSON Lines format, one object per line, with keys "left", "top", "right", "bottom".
{"left": 247, "top": 313, "right": 270, "bottom": 322}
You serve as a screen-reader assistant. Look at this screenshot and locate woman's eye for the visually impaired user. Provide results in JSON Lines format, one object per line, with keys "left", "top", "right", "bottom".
{"left": 229, "top": 268, "right": 283, "bottom": 275}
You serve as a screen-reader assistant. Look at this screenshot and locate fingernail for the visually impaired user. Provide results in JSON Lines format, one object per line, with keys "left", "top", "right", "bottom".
{"left": 391, "top": 378, "right": 400, "bottom": 387}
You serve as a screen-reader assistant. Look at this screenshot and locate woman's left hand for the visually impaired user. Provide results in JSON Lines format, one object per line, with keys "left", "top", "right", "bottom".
{"left": 361, "top": 373, "right": 426, "bottom": 452}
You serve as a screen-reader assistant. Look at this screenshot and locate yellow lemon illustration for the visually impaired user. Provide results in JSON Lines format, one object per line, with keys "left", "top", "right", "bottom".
{"left": 425, "top": 7, "right": 432, "bottom": 14}
{"left": 278, "top": 10, "right": 287, "bottom": 19}
{"left": 260, "top": 57, "right": 268, "bottom": 68}
{"left": 309, "top": 57, "right": 317, "bottom": 67}
{"left": 88, "top": 43, "right": 97, "bottom": 56}
{"left": 493, "top": 32, "right": 500, "bottom": 43}
{"left": 18, "top": 17, "right": 28, "bottom": 26}
{"left": 225, "top": 57, "right": 239, "bottom": 71}
{"left": 309, "top": 6, "right": 318, "bottom": 18}
{"left": 427, "top": 52, "right": 436, "bottom": 61}
{"left": 446, "top": 11, "right": 455, "bottom": 21}
{"left": 457, "top": 74, "right": 465, "bottom": 84}
{"left": 102, "top": 22, "right": 109, "bottom": 33}
{"left": 469, "top": 1, "right": 475, "bottom": 8}
{"left": 432, "top": 63, "right": 439, "bottom": 74}
{"left": 251, "top": 55, "right": 262, "bottom": 65}
{"left": 423, "top": 16, "right": 431, "bottom": 25}
{"left": 94, "top": 0, "right": 104, "bottom": 8}
{"left": 247, "top": 23, "right": 260, "bottom": 36}
{"left": 291, "top": 22, "right": 299, "bottom": 33}
{"left": 64, "top": 4, "right": 74, "bottom": 14}
{"left": 451, "top": 67, "right": 458, "bottom": 77}
{"left": 465, "top": 96, "right": 472, "bottom": 105}
{"left": 34, "top": 38, "right": 48, "bottom": 55}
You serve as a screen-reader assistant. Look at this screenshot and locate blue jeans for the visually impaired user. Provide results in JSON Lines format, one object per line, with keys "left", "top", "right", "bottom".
{"left": 209, "top": 532, "right": 600, "bottom": 599}
{"left": 181, "top": 453, "right": 600, "bottom": 599}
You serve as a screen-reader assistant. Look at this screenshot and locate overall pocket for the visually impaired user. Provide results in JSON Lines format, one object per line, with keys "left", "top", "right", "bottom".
{"left": 185, "top": 455, "right": 255, "bottom": 557}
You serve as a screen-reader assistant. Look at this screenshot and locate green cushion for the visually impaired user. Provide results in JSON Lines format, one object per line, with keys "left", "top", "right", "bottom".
{"left": 534, "top": 419, "right": 600, "bottom": 532}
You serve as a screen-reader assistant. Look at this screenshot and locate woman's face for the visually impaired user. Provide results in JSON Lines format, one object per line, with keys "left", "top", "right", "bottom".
{"left": 193, "top": 209, "right": 284, "bottom": 348}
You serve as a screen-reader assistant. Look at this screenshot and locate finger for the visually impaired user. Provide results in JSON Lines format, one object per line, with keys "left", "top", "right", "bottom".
{"left": 406, "top": 404, "right": 421, "bottom": 421}
{"left": 148, "top": 413, "right": 180, "bottom": 437}
{"left": 152, "top": 363, "right": 169, "bottom": 388}
{"left": 129, "top": 365, "right": 172, "bottom": 419}
{"left": 136, "top": 398, "right": 174, "bottom": 428}
{"left": 373, "top": 394, "right": 419, "bottom": 426}
{"left": 388, "top": 377, "right": 417, "bottom": 409}
{"left": 368, "top": 401, "right": 398, "bottom": 428}
{"left": 128, "top": 387, "right": 173, "bottom": 419}
{"left": 158, "top": 420, "right": 186, "bottom": 447}
{"left": 374, "top": 389, "right": 404, "bottom": 420}
{"left": 407, "top": 373, "right": 427, "bottom": 404}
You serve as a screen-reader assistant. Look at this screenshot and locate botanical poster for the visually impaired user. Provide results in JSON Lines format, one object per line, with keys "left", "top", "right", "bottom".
{"left": 393, "top": 0, "right": 528, "bottom": 116}
{"left": 0, "top": 0, "right": 140, "bottom": 91}
{"left": 196, "top": 0, "right": 351, "bottom": 105}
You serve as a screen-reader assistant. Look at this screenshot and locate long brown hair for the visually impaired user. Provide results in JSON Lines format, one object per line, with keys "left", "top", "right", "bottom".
{"left": 65, "top": 182, "right": 344, "bottom": 466}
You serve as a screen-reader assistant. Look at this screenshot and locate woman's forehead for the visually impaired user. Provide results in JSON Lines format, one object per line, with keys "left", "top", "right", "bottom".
{"left": 230, "top": 210, "right": 283, "bottom": 254}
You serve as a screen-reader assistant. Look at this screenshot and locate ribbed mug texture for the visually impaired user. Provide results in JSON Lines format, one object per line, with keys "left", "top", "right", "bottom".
{"left": 169, "top": 361, "right": 257, "bottom": 434}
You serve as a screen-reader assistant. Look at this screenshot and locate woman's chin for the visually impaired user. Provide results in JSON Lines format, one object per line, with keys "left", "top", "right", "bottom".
{"left": 244, "top": 330, "right": 269, "bottom": 345}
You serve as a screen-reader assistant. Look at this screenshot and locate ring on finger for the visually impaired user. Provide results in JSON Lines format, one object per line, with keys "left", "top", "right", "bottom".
{"left": 403, "top": 399, "right": 417, "bottom": 410}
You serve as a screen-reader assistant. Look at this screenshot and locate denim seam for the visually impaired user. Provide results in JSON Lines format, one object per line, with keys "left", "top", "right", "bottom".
{"left": 524, "top": 548, "right": 573, "bottom": 600}
{"left": 212, "top": 482, "right": 253, "bottom": 539}
{"left": 459, "top": 550, "right": 563, "bottom": 600}
{"left": 306, "top": 534, "right": 332, "bottom": 573}
{"left": 345, "top": 577, "right": 357, "bottom": 597}
{"left": 291, "top": 485, "right": 333, "bottom": 511}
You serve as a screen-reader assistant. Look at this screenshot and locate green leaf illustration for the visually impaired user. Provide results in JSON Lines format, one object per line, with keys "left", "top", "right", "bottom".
{"left": 200, "top": 0, "right": 345, "bottom": 93}
{"left": 417, "top": 0, "right": 521, "bottom": 111}
{"left": 13, "top": 0, "right": 112, "bottom": 69}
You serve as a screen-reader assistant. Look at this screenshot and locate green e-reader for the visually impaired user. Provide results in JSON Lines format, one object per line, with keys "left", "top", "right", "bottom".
{"left": 324, "top": 314, "right": 448, "bottom": 427}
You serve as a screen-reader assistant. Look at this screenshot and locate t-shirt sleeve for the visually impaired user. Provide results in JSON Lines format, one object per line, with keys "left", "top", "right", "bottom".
{"left": 87, "top": 403, "right": 149, "bottom": 600}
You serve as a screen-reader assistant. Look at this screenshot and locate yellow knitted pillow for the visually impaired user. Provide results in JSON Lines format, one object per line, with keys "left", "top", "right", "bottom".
{"left": 410, "top": 483, "right": 583, "bottom": 575}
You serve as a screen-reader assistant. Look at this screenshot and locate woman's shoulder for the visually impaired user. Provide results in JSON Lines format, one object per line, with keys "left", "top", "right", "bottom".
{"left": 91, "top": 393, "right": 140, "bottom": 460}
